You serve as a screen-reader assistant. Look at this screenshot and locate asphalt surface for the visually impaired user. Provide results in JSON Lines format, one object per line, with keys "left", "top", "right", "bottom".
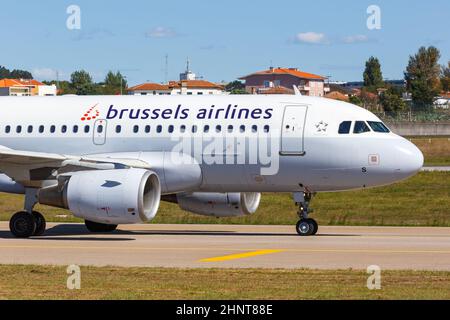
{"left": 0, "top": 222, "right": 449, "bottom": 270}
{"left": 421, "top": 166, "right": 450, "bottom": 172}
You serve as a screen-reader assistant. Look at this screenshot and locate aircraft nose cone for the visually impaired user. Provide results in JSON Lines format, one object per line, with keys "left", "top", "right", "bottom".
{"left": 393, "top": 139, "right": 424, "bottom": 178}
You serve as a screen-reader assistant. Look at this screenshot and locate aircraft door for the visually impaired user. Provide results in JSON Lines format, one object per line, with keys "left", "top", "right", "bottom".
{"left": 93, "top": 119, "right": 107, "bottom": 145}
{"left": 280, "top": 105, "right": 308, "bottom": 155}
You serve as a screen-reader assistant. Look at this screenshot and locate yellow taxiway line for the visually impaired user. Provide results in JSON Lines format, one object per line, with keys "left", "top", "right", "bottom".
{"left": 199, "top": 249, "right": 286, "bottom": 262}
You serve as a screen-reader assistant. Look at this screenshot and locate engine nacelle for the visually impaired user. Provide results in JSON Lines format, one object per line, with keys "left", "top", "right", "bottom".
{"left": 175, "top": 192, "right": 261, "bottom": 217}
{"left": 38, "top": 169, "right": 161, "bottom": 224}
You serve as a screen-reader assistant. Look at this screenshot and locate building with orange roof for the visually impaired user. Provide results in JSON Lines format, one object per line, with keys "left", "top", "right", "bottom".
{"left": 239, "top": 67, "right": 330, "bottom": 96}
{"left": 168, "top": 80, "right": 224, "bottom": 95}
{"left": 128, "top": 60, "right": 225, "bottom": 96}
{"left": 128, "top": 80, "right": 225, "bottom": 96}
{"left": 0, "top": 78, "right": 56, "bottom": 96}
{"left": 325, "top": 91, "right": 350, "bottom": 102}
{"left": 127, "top": 83, "right": 172, "bottom": 95}
{"left": 257, "top": 86, "right": 295, "bottom": 95}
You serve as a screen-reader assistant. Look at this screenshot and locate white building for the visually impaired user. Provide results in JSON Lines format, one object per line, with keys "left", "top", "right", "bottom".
{"left": 0, "top": 79, "right": 56, "bottom": 96}
{"left": 37, "top": 85, "right": 58, "bottom": 96}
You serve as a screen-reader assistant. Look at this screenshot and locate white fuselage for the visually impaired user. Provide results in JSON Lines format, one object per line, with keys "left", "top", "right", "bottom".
{"left": 0, "top": 95, "right": 423, "bottom": 194}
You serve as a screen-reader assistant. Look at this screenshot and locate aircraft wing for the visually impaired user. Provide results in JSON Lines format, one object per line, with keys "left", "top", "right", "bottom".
{"left": 0, "top": 146, "right": 151, "bottom": 187}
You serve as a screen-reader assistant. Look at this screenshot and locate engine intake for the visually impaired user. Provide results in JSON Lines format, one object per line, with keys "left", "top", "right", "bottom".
{"left": 174, "top": 192, "right": 261, "bottom": 217}
{"left": 38, "top": 169, "right": 161, "bottom": 224}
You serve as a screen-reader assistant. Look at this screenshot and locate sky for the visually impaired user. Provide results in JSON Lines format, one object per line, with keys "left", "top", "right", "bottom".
{"left": 0, "top": 0, "right": 448, "bottom": 86}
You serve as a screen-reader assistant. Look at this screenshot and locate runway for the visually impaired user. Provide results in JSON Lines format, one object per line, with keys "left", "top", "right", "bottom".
{"left": 421, "top": 166, "right": 450, "bottom": 172}
{"left": 0, "top": 222, "right": 449, "bottom": 270}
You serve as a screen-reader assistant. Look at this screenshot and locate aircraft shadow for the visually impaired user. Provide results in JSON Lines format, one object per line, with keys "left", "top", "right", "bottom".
{"left": 0, "top": 224, "right": 359, "bottom": 239}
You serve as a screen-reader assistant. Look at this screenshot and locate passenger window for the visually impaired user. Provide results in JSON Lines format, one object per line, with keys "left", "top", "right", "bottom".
{"left": 50, "top": 125, "right": 56, "bottom": 133}
{"left": 228, "top": 125, "right": 233, "bottom": 133}
{"left": 338, "top": 121, "right": 352, "bottom": 134}
{"left": 97, "top": 125, "right": 103, "bottom": 133}
{"left": 73, "top": 125, "right": 79, "bottom": 133}
{"left": 353, "top": 121, "right": 371, "bottom": 134}
{"left": 168, "top": 125, "right": 174, "bottom": 133}
{"left": 367, "top": 121, "right": 390, "bottom": 133}
{"left": 133, "top": 125, "right": 139, "bottom": 133}
{"left": 116, "top": 125, "right": 121, "bottom": 133}
{"left": 5, "top": 125, "right": 11, "bottom": 134}
{"left": 145, "top": 125, "right": 151, "bottom": 133}
{"left": 84, "top": 125, "right": 90, "bottom": 133}
{"left": 39, "top": 125, "right": 44, "bottom": 133}
{"left": 192, "top": 125, "right": 198, "bottom": 133}
{"left": 157, "top": 125, "right": 162, "bottom": 133}
{"left": 240, "top": 125, "right": 245, "bottom": 133}
{"left": 252, "top": 125, "right": 258, "bottom": 133}
{"left": 204, "top": 125, "right": 210, "bottom": 133}
{"left": 27, "top": 126, "right": 33, "bottom": 133}
{"left": 180, "top": 125, "right": 186, "bottom": 133}
{"left": 216, "top": 125, "right": 221, "bottom": 133}
{"left": 62, "top": 125, "right": 67, "bottom": 133}
{"left": 16, "top": 126, "right": 22, "bottom": 133}
{"left": 264, "top": 125, "right": 270, "bottom": 133}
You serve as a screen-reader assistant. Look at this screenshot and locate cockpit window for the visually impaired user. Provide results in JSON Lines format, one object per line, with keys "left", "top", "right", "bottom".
{"left": 338, "top": 121, "right": 352, "bottom": 134}
{"left": 353, "top": 121, "right": 371, "bottom": 134}
{"left": 367, "top": 121, "right": 390, "bottom": 133}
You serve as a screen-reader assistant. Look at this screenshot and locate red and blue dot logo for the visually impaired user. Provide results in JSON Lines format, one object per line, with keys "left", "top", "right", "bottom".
{"left": 81, "top": 104, "right": 100, "bottom": 121}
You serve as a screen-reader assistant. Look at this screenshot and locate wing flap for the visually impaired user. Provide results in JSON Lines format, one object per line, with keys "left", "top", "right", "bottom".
{"left": 0, "top": 147, "right": 151, "bottom": 187}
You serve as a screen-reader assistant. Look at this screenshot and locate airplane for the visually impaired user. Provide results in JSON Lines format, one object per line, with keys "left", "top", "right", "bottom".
{"left": 0, "top": 94, "right": 423, "bottom": 238}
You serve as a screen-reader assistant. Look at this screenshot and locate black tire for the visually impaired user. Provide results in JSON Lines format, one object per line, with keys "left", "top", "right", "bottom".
{"left": 10, "top": 211, "right": 36, "bottom": 238}
{"left": 85, "top": 220, "right": 118, "bottom": 233}
{"left": 307, "top": 218, "right": 319, "bottom": 235}
{"left": 296, "top": 219, "right": 313, "bottom": 236}
{"left": 32, "top": 211, "right": 46, "bottom": 236}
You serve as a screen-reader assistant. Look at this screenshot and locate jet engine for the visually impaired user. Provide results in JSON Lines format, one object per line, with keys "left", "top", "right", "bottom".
{"left": 172, "top": 192, "right": 261, "bottom": 217}
{"left": 38, "top": 169, "right": 161, "bottom": 224}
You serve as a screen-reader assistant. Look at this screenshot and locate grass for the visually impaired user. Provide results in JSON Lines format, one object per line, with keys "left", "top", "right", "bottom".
{"left": 2, "top": 172, "right": 448, "bottom": 227}
{"left": 0, "top": 265, "right": 448, "bottom": 300}
{"left": 409, "top": 137, "right": 450, "bottom": 166}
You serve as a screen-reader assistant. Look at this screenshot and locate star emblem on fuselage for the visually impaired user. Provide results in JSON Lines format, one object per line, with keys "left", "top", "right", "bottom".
{"left": 315, "top": 121, "right": 328, "bottom": 133}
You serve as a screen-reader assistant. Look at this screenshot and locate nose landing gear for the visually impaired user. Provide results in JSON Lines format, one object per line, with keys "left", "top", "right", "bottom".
{"left": 294, "top": 191, "right": 318, "bottom": 236}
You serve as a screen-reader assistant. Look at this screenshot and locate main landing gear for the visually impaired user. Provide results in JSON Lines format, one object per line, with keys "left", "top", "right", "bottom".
{"left": 9, "top": 189, "right": 46, "bottom": 238}
{"left": 294, "top": 191, "right": 318, "bottom": 236}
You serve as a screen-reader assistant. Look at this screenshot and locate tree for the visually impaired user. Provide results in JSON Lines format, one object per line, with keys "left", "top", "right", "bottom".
{"left": 404, "top": 46, "right": 441, "bottom": 108}
{"left": 441, "top": 61, "right": 450, "bottom": 92}
{"left": 349, "top": 95, "right": 363, "bottom": 106}
{"left": 0, "top": 66, "right": 10, "bottom": 79}
{"left": 379, "top": 86, "right": 406, "bottom": 112}
{"left": 9, "top": 69, "right": 33, "bottom": 79}
{"left": 0, "top": 66, "right": 33, "bottom": 79}
{"left": 359, "top": 88, "right": 379, "bottom": 110}
{"left": 225, "top": 80, "right": 247, "bottom": 94}
{"left": 103, "top": 71, "right": 127, "bottom": 95}
{"left": 70, "top": 70, "right": 94, "bottom": 95}
{"left": 363, "top": 56, "right": 384, "bottom": 90}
